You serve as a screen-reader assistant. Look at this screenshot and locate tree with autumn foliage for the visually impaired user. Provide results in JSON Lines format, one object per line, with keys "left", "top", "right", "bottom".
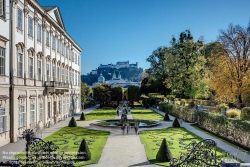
{"left": 209, "top": 23, "right": 250, "bottom": 103}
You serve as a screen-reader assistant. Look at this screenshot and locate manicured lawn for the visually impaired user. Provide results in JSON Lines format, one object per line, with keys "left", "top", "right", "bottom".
{"left": 131, "top": 108, "right": 164, "bottom": 120}
{"left": 139, "top": 127, "right": 227, "bottom": 166}
{"left": 84, "top": 108, "right": 117, "bottom": 120}
{"left": 16, "top": 127, "right": 110, "bottom": 167}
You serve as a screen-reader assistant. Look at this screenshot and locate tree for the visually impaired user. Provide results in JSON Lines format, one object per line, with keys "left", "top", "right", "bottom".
{"left": 77, "top": 139, "right": 91, "bottom": 161}
{"left": 166, "top": 30, "right": 208, "bottom": 98}
{"left": 156, "top": 138, "right": 172, "bottom": 162}
{"left": 80, "top": 112, "right": 85, "bottom": 121}
{"left": 209, "top": 23, "right": 250, "bottom": 103}
{"left": 111, "top": 86, "right": 124, "bottom": 106}
{"left": 127, "top": 85, "right": 140, "bottom": 108}
{"left": 68, "top": 117, "right": 77, "bottom": 127}
{"left": 81, "top": 82, "right": 92, "bottom": 106}
{"left": 93, "top": 85, "right": 111, "bottom": 108}
{"left": 146, "top": 47, "right": 171, "bottom": 96}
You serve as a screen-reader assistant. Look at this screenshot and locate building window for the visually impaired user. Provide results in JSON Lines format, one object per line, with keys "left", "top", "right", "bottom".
{"left": 69, "top": 71, "right": 71, "bottom": 84}
{"left": 62, "top": 69, "right": 64, "bottom": 81}
{"left": 48, "top": 102, "right": 50, "bottom": 118}
{"left": 75, "top": 54, "right": 77, "bottom": 64}
{"left": 46, "top": 63, "right": 50, "bottom": 81}
{"left": 37, "top": 24, "right": 42, "bottom": 41}
{"left": 58, "top": 101, "right": 61, "bottom": 114}
{"left": 63, "top": 100, "right": 66, "bottom": 113}
{"left": 52, "top": 36, "right": 55, "bottom": 49}
{"left": 0, "top": 47, "right": 5, "bottom": 75}
{"left": 29, "top": 57, "right": 33, "bottom": 79}
{"left": 78, "top": 55, "right": 80, "bottom": 65}
{"left": 38, "top": 60, "right": 41, "bottom": 80}
{"left": 0, "top": 0, "right": 4, "bottom": 18}
{"left": 0, "top": 108, "right": 7, "bottom": 133}
{"left": 46, "top": 31, "right": 50, "bottom": 46}
{"left": 17, "top": 8, "right": 23, "bottom": 29}
{"left": 57, "top": 39, "right": 60, "bottom": 52}
{"left": 19, "top": 105, "right": 25, "bottom": 127}
{"left": 75, "top": 73, "right": 77, "bottom": 85}
{"left": 28, "top": 17, "right": 33, "bottom": 36}
{"left": 57, "top": 66, "right": 60, "bottom": 81}
{"left": 72, "top": 72, "right": 74, "bottom": 84}
{"left": 39, "top": 102, "right": 43, "bottom": 121}
{"left": 66, "top": 70, "right": 68, "bottom": 83}
{"left": 30, "top": 104, "right": 35, "bottom": 123}
{"left": 17, "top": 53, "right": 23, "bottom": 77}
{"left": 52, "top": 65, "right": 56, "bottom": 81}
{"left": 62, "top": 43, "right": 64, "bottom": 55}
{"left": 67, "top": 99, "right": 69, "bottom": 113}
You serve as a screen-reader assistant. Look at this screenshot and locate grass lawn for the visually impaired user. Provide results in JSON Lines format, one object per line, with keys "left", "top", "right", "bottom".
{"left": 83, "top": 108, "right": 116, "bottom": 120}
{"left": 139, "top": 127, "right": 228, "bottom": 166}
{"left": 15, "top": 127, "right": 110, "bottom": 166}
{"left": 131, "top": 108, "right": 164, "bottom": 120}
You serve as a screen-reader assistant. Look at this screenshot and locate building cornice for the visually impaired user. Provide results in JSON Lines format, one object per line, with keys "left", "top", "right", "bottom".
{"left": 27, "top": 0, "right": 82, "bottom": 52}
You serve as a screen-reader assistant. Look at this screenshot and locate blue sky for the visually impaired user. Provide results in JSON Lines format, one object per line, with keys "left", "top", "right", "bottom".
{"left": 38, "top": 0, "right": 250, "bottom": 75}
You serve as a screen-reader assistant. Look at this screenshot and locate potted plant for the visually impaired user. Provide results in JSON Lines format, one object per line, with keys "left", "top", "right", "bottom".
{"left": 219, "top": 103, "right": 228, "bottom": 115}
{"left": 181, "top": 99, "right": 186, "bottom": 107}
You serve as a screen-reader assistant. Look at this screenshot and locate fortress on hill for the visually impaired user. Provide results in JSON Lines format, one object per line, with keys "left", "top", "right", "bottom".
{"left": 82, "top": 61, "right": 143, "bottom": 86}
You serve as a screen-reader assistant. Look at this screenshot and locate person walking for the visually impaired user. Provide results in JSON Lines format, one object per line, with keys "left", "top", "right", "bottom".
{"left": 127, "top": 122, "right": 130, "bottom": 134}
{"left": 134, "top": 122, "right": 138, "bottom": 135}
{"left": 117, "top": 106, "right": 120, "bottom": 116}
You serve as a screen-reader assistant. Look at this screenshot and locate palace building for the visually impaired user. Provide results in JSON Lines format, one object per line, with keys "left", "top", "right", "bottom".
{"left": 0, "top": 0, "right": 82, "bottom": 146}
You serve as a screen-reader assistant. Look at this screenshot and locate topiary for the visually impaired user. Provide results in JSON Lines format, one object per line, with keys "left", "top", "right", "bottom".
{"left": 188, "top": 101, "right": 195, "bottom": 108}
{"left": 68, "top": 117, "right": 77, "bottom": 127}
{"left": 240, "top": 107, "right": 250, "bottom": 121}
{"left": 80, "top": 112, "right": 85, "bottom": 121}
{"left": 164, "top": 113, "right": 170, "bottom": 121}
{"left": 156, "top": 138, "right": 172, "bottom": 162}
{"left": 172, "top": 117, "right": 180, "bottom": 127}
{"left": 77, "top": 139, "right": 91, "bottom": 161}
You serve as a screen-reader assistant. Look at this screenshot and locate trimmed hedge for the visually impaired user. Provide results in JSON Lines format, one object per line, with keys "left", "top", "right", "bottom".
{"left": 241, "top": 107, "right": 250, "bottom": 121}
{"left": 164, "top": 113, "right": 170, "bottom": 121}
{"left": 172, "top": 118, "right": 180, "bottom": 128}
{"left": 156, "top": 138, "right": 172, "bottom": 162}
{"left": 77, "top": 139, "right": 91, "bottom": 161}
{"left": 80, "top": 112, "right": 85, "bottom": 121}
{"left": 68, "top": 117, "right": 77, "bottom": 127}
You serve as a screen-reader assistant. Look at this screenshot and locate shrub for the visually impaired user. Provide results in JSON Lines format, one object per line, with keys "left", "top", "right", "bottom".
{"left": 156, "top": 138, "right": 172, "bottom": 162}
{"left": 68, "top": 117, "right": 77, "bottom": 127}
{"left": 226, "top": 108, "right": 241, "bottom": 118}
{"left": 188, "top": 101, "right": 195, "bottom": 108}
{"left": 241, "top": 107, "right": 250, "bottom": 121}
{"left": 164, "top": 113, "right": 170, "bottom": 121}
{"left": 172, "top": 117, "right": 180, "bottom": 127}
{"left": 77, "top": 139, "right": 91, "bottom": 161}
{"left": 80, "top": 112, "right": 85, "bottom": 121}
{"left": 219, "top": 103, "right": 229, "bottom": 109}
{"left": 144, "top": 103, "right": 149, "bottom": 109}
{"left": 159, "top": 102, "right": 173, "bottom": 113}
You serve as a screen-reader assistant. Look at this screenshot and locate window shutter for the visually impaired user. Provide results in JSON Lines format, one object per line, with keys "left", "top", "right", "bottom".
{"left": 0, "top": 0, "right": 3, "bottom": 16}
{"left": 24, "top": 112, "right": 27, "bottom": 127}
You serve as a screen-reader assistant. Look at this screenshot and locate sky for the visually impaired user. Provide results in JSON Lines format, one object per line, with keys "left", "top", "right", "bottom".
{"left": 38, "top": 0, "right": 250, "bottom": 75}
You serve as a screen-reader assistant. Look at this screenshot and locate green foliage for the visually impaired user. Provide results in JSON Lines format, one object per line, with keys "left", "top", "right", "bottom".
{"left": 226, "top": 108, "right": 241, "bottom": 118}
{"left": 127, "top": 85, "right": 140, "bottom": 108}
{"left": 156, "top": 138, "right": 172, "bottom": 162}
{"left": 164, "top": 113, "right": 170, "bottom": 121}
{"left": 111, "top": 86, "right": 124, "bottom": 103}
{"left": 159, "top": 102, "right": 173, "bottom": 113}
{"left": 80, "top": 112, "right": 85, "bottom": 121}
{"left": 81, "top": 82, "right": 92, "bottom": 104}
{"left": 93, "top": 85, "right": 111, "bottom": 107}
{"left": 188, "top": 101, "right": 195, "bottom": 108}
{"left": 68, "top": 117, "right": 77, "bottom": 127}
{"left": 77, "top": 139, "right": 91, "bottom": 161}
{"left": 241, "top": 107, "right": 250, "bottom": 121}
{"left": 172, "top": 118, "right": 180, "bottom": 128}
{"left": 219, "top": 103, "right": 229, "bottom": 109}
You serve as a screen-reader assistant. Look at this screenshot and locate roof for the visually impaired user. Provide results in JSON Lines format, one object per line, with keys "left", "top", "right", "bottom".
{"left": 42, "top": 6, "right": 56, "bottom": 11}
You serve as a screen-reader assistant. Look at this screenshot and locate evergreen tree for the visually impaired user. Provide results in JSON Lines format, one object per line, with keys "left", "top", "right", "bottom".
{"left": 156, "top": 138, "right": 172, "bottom": 162}
{"left": 80, "top": 112, "right": 85, "bottom": 121}
{"left": 77, "top": 139, "right": 91, "bottom": 161}
{"left": 68, "top": 117, "right": 77, "bottom": 127}
{"left": 164, "top": 113, "right": 170, "bottom": 121}
{"left": 172, "top": 117, "right": 180, "bottom": 127}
